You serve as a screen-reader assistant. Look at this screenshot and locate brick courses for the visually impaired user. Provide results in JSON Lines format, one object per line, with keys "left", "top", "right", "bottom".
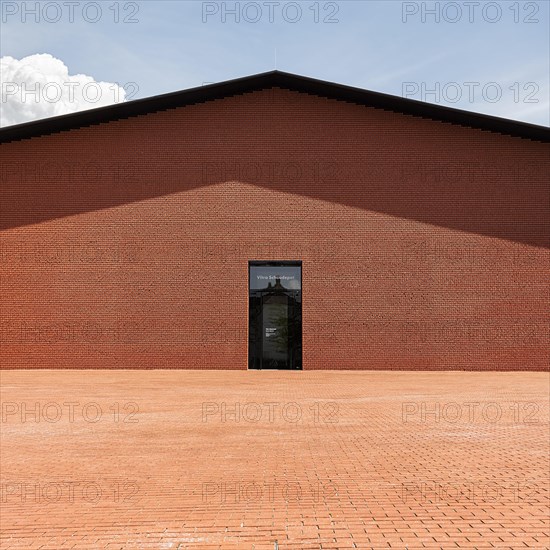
{"left": 1, "top": 87, "right": 549, "bottom": 370}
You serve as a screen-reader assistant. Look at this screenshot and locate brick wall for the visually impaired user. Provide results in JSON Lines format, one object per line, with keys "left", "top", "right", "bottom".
{"left": 1, "top": 88, "right": 548, "bottom": 369}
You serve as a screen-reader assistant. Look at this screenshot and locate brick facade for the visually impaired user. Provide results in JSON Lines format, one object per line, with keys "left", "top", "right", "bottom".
{"left": 1, "top": 87, "right": 549, "bottom": 369}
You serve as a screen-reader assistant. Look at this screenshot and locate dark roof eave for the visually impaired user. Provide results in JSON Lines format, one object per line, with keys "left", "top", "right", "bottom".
{"left": 0, "top": 70, "right": 548, "bottom": 144}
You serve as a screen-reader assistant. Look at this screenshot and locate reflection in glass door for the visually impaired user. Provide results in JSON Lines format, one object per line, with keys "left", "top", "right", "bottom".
{"left": 249, "top": 262, "right": 302, "bottom": 370}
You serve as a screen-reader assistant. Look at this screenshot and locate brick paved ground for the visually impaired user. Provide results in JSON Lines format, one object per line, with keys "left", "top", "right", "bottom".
{"left": 1, "top": 370, "right": 548, "bottom": 549}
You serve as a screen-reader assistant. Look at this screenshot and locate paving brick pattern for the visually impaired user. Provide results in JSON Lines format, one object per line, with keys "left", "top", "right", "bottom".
{"left": 1, "top": 370, "right": 548, "bottom": 549}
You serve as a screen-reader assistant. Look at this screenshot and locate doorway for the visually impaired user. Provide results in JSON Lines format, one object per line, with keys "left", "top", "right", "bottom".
{"left": 248, "top": 261, "right": 302, "bottom": 370}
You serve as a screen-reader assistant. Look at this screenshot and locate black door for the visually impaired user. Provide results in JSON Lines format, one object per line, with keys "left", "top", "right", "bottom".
{"left": 249, "top": 262, "right": 302, "bottom": 370}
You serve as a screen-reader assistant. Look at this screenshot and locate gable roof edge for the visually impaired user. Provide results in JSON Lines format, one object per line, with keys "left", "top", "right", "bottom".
{"left": 0, "top": 70, "right": 548, "bottom": 144}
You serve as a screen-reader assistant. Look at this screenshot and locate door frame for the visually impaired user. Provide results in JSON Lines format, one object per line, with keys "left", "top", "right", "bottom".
{"left": 247, "top": 260, "right": 302, "bottom": 370}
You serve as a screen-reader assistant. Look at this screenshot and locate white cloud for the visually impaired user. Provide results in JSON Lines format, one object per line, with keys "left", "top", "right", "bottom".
{"left": 0, "top": 53, "right": 127, "bottom": 127}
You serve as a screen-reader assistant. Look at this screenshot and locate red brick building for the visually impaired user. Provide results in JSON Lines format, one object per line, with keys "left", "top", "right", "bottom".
{"left": 1, "top": 71, "right": 548, "bottom": 370}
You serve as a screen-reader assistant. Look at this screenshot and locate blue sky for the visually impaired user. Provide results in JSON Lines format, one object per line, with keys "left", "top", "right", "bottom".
{"left": 1, "top": 0, "right": 549, "bottom": 125}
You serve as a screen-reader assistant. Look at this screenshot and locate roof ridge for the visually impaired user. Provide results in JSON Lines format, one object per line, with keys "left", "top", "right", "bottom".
{"left": 1, "top": 71, "right": 548, "bottom": 143}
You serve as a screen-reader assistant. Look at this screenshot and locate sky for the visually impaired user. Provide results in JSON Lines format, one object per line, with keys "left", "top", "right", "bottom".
{"left": 1, "top": 0, "right": 549, "bottom": 127}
